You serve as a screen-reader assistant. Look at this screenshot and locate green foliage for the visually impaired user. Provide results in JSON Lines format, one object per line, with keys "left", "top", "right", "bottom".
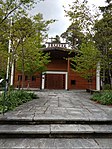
{"left": 94, "top": 0, "right": 112, "bottom": 87}
{"left": 0, "top": 50, "right": 8, "bottom": 79}
{"left": 61, "top": 23, "right": 85, "bottom": 49}
{"left": 0, "top": 0, "right": 50, "bottom": 88}
{"left": 13, "top": 14, "right": 53, "bottom": 88}
{"left": 71, "top": 42, "right": 101, "bottom": 81}
{"left": 0, "top": 0, "right": 38, "bottom": 24}
{"left": 91, "top": 90, "right": 112, "bottom": 105}
{"left": 61, "top": 0, "right": 99, "bottom": 48}
{"left": 0, "top": 1, "right": 54, "bottom": 88}
{"left": 65, "top": 0, "right": 96, "bottom": 33}
{"left": 17, "top": 46, "right": 50, "bottom": 76}
{"left": 0, "top": 90, "right": 38, "bottom": 113}
{"left": 103, "top": 84, "right": 112, "bottom": 90}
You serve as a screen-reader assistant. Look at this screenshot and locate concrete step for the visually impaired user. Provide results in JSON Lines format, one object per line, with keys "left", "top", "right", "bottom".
{"left": 0, "top": 116, "right": 112, "bottom": 125}
{"left": 0, "top": 124, "right": 112, "bottom": 138}
{"left": 0, "top": 138, "right": 112, "bottom": 148}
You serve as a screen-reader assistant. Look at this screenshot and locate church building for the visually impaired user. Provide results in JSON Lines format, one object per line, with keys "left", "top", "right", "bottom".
{"left": 14, "top": 42, "right": 100, "bottom": 90}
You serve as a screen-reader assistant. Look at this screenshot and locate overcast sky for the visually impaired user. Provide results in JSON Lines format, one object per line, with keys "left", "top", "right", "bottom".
{"left": 30, "top": 0, "right": 106, "bottom": 38}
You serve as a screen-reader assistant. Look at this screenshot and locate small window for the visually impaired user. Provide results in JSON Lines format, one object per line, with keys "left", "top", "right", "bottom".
{"left": 88, "top": 76, "right": 92, "bottom": 82}
{"left": 25, "top": 76, "right": 28, "bottom": 81}
{"left": 88, "top": 79, "right": 92, "bottom": 82}
{"left": 18, "top": 75, "right": 22, "bottom": 81}
{"left": 32, "top": 76, "right": 36, "bottom": 81}
{"left": 71, "top": 80, "right": 76, "bottom": 85}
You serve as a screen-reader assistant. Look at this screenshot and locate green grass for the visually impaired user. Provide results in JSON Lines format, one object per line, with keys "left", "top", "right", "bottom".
{"left": 0, "top": 90, "right": 38, "bottom": 113}
{"left": 91, "top": 90, "right": 112, "bottom": 105}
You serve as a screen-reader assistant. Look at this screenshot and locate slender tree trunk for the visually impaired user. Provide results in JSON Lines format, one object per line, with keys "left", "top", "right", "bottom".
{"left": 102, "top": 46, "right": 107, "bottom": 91}
{"left": 102, "top": 68, "right": 105, "bottom": 91}
{"left": 21, "top": 42, "right": 25, "bottom": 89}
{"left": 108, "top": 62, "right": 112, "bottom": 89}
{"left": 27, "top": 77, "right": 30, "bottom": 89}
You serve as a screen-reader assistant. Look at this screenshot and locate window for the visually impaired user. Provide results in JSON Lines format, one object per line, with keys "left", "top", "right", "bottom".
{"left": 18, "top": 75, "right": 22, "bottom": 81}
{"left": 88, "top": 76, "right": 92, "bottom": 82}
{"left": 32, "top": 76, "right": 36, "bottom": 81}
{"left": 71, "top": 80, "right": 76, "bottom": 85}
{"left": 25, "top": 76, "right": 28, "bottom": 81}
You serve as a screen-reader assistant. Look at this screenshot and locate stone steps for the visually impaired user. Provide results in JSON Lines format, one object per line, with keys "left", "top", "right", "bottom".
{"left": 1, "top": 138, "right": 112, "bottom": 148}
{"left": 0, "top": 124, "right": 112, "bottom": 138}
{"left": 0, "top": 117, "right": 112, "bottom": 125}
{"left": 0, "top": 116, "right": 112, "bottom": 139}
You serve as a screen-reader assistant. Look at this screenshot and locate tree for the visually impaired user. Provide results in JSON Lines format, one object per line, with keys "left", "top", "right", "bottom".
{"left": 61, "top": 0, "right": 99, "bottom": 49}
{"left": 61, "top": 0, "right": 101, "bottom": 89}
{"left": 71, "top": 42, "right": 101, "bottom": 89}
{"left": 0, "top": 0, "right": 42, "bottom": 24}
{"left": 16, "top": 36, "right": 50, "bottom": 88}
{"left": 0, "top": 0, "right": 44, "bottom": 86}
{"left": 12, "top": 14, "right": 54, "bottom": 88}
{"left": 94, "top": 0, "right": 112, "bottom": 89}
{"left": 0, "top": 18, "right": 9, "bottom": 81}
{"left": 61, "top": 22, "right": 85, "bottom": 49}
{"left": 0, "top": 50, "right": 8, "bottom": 80}
{"left": 0, "top": 0, "right": 55, "bottom": 90}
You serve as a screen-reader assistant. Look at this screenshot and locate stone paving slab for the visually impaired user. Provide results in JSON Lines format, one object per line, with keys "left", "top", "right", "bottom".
{"left": 51, "top": 124, "right": 93, "bottom": 134}
{"left": 0, "top": 138, "right": 112, "bottom": 148}
{"left": 0, "top": 90, "right": 111, "bottom": 121}
{"left": 51, "top": 124, "right": 112, "bottom": 134}
{"left": 0, "top": 125, "right": 50, "bottom": 134}
{"left": 95, "top": 138, "right": 112, "bottom": 148}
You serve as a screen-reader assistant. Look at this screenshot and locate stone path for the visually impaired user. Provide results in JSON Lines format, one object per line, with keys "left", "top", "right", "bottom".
{"left": 0, "top": 90, "right": 112, "bottom": 148}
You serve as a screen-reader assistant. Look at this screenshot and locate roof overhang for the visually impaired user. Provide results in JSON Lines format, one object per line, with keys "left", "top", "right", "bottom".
{"left": 41, "top": 47, "right": 76, "bottom": 59}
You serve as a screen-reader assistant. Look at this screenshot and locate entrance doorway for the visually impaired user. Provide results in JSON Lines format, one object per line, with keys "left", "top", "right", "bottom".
{"left": 45, "top": 74, "right": 65, "bottom": 89}
{"left": 42, "top": 71, "right": 68, "bottom": 90}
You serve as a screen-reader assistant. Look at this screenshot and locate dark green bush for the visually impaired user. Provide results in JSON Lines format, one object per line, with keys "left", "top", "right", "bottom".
{"left": 104, "top": 84, "right": 112, "bottom": 90}
{"left": 0, "top": 90, "right": 38, "bottom": 113}
{"left": 91, "top": 90, "right": 112, "bottom": 105}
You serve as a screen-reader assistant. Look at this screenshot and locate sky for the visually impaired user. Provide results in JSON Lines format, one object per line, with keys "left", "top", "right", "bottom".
{"left": 30, "top": 0, "right": 106, "bottom": 38}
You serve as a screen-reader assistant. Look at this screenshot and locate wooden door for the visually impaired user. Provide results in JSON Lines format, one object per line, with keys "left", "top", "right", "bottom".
{"left": 45, "top": 74, "right": 65, "bottom": 89}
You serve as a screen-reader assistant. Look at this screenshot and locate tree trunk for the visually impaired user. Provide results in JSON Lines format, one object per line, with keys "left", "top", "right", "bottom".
{"left": 108, "top": 63, "right": 112, "bottom": 89}
{"left": 21, "top": 42, "right": 25, "bottom": 89}
{"left": 102, "top": 67, "right": 106, "bottom": 90}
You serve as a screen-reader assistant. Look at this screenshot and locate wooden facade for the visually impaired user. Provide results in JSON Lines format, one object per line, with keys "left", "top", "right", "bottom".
{"left": 14, "top": 43, "right": 96, "bottom": 90}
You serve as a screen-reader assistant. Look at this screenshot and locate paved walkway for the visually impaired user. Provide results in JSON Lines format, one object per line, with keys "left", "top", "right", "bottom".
{"left": 1, "top": 90, "right": 112, "bottom": 121}
{"left": 0, "top": 90, "right": 112, "bottom": 148}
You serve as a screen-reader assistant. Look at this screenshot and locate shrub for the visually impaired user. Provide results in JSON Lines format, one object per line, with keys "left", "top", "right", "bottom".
{"left": 103, "top": 84, "right": 112, "bottom": 90}
{"left": 91, "top": 90, "right": 112, "bottom": 105}
{"left": 0, "top": 90, "right": 38, "bottom": 113}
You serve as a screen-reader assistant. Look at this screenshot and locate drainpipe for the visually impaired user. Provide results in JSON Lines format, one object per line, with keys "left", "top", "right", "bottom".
{"left": 42, "top": 73, "right": 45, "bottom": 90}
{"left": 67, "top": 58, "right": 70, "bottom": 90}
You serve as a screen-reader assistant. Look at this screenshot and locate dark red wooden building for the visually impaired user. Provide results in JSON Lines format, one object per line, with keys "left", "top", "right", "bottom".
{"left": 14, "top": 43, "right": 99, "bottom": 90}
